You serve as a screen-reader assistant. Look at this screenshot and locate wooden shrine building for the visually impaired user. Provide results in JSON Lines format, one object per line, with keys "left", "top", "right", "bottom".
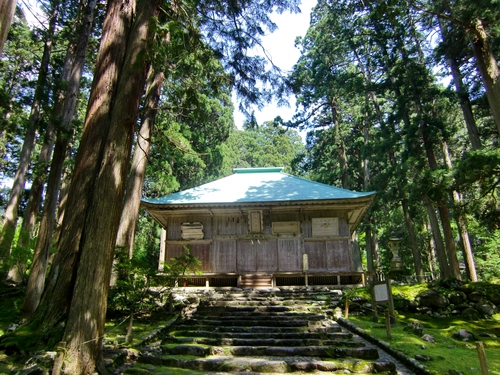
{"left": 141, "top": 167, "right": 376, "bottom": 288}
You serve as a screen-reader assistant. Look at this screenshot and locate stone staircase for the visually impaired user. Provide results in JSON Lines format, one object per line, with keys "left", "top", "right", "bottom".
{"left": 123, "top": 288, "right": 398, "bottom": 374}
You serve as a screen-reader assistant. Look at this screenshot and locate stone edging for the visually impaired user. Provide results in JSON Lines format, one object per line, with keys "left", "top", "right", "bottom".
{"left": 337, "top": 318, "right": 432, "bottom": 375}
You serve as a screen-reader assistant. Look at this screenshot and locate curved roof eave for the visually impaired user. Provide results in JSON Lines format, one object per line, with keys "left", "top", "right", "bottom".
{"left": 142, "top": 168, "right": 376, "bottom": 207}
{"left": 141, "top": 195, "right": 376, "bottom": 211}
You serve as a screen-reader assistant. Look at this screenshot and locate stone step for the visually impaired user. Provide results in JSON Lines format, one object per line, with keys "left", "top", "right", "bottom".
{"left": 185, "top": 314, "right": 327, "bottom": 324}
{"left": 163, "top": 337, "right": 364, "bottom": 348}
{"left": 167, "top": 330, "right": 351, "bottom": 340}
{"left": 217, "top": 311, "right": 326, "bottom": 318}
{"left": 199, "top": 298, "right": 327, "bottom": 311}
{"left": 161, "top": 345, "right": 378, "bottom": 360}
{"left": 189, "top": 310, "right": 327, "bottom": 320}
{"left": 119, "top": 287, "right": 398, "bottom": 375}
{"left": 179, "top": 318, "right": 311, "bottom": 327}
{"left": 138, "top": 355, "right": 396, "bottom": 374}
{"left": 174, "top": 325, "right": 309, "bottom": 333}
{"left": 199, "top": 295, "right": 336, "bottom": 303}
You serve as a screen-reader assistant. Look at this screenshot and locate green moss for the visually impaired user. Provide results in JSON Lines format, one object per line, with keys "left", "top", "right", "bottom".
{"left": 104, "top": 315, "right": 175, "bottom": 346}
{"left": 0, "top": 287, "right": 23, "bottom": 336}
{"left": 124, "top": 363, "right": 206, "bottom": 374}
{"left": 348, "top": 313, "right": 500, "bottom": 375}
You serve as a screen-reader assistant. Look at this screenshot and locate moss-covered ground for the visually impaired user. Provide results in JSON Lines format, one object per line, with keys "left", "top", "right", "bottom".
{"left": 348, "top": 313, "right": 500, "bottom": 374}
{"left": 345, "top": 282, "right": 500, "bottom": 375}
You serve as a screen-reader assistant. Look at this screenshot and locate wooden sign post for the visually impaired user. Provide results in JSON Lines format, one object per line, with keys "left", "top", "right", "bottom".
{"left": 370, "top": 279, "right": 395, "bottom": 324}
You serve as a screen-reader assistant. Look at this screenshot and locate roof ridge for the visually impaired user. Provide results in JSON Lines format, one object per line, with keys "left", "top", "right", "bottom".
{"left": 233, "top": 167, "right": 284, "bottom": 173}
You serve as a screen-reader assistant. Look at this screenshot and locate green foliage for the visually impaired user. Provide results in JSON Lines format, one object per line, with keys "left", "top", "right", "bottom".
{"left": 454, "top": 148, "right": 500, "bottom": 230}
{"left": 472, "top": 230, "right": 500, "bottom": 282}
{"left": 0, "top": 285, "right": 23, "bottom": 336}
{"left": 220, "top": 121, "right": 305, "bottom": 175}
{"left": 286, "top": 0, "right": 500, "bottom": 282}
{"left": 197, "top": 0, "right": 300, "bottom": 111}
{"left": 108, "top": 246, "right": 201, "bottom": 318}
{"left": 0, "top": 12, "right": 39, "bottom": 178}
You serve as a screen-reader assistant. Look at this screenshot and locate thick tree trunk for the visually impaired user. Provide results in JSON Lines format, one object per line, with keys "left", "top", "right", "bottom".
{"left": 22, "top": 0, "right": 97, "bottom": 319}
{"left": 469, "top": 18, "right": 500, "bottom": 136}
{"left": 53, "top": 0, "right": 158, "bottom": 372}
{"left": 116, "top": 69, "right": 164, "bottom": 258}
{"left": 423, "top": 195, "right": 450, "bottom": 278}
{"left": 441, "top": 141, "right": 478, "bottom": 281}
{"left": 449, "top": 57, "right": 482, "bottom": 150}
{"left": 54, "top": 169, "right": 70, "bottom": 240}
{"left": 330, "top": 100, "right": 349, "bottom": 190}
{"left": 0, "top": 3, "right": 59, "bottom": 275}
{"left": 418, "top": 102, "right": 461, "bottom": 280}
{"left": 401, "top": 199, "right": 425, "bottom": 283}
{"left": 436, "top": 201, "right": 462, "bottom": 279}
{"left": 365, "top": 225, "right": 375, "bottom": 278}
{"left": 0, "top": 0, "right": 17, "bottom": 53}
{"left": 424, "top": 220, "right": 437, "bottom": 280}
{"left": 438, "top": 20, "right": 481, "bottom": 150}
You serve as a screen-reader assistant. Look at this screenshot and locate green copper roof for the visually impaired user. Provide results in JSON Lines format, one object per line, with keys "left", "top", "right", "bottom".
{"left": 142, "top": 168, "right": 375, "bottom": 206}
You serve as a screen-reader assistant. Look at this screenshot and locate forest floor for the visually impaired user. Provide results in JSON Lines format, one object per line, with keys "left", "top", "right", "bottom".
{"left": 0, "top": 282, "right": 499, "bottom": 374}
{"left": 346, "top": 312, "right": 500, "bottom": 374}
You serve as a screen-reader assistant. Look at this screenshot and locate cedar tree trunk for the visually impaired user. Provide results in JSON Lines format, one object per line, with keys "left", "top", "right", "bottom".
{"left": 22, "top": 0, "right": 97, "bottom": 319}
{"left": 470, "top": 19, "right": 500, "bottom": 136}
{"left": 0, "top": 0, "right": 16, "bottom": 53}
{"left": 401, "top": 199, "right": 425, "bottom": 283}
{"left": 441, "top": 142, "right": 477, "bottom": 281}
{"left": 116, "top": 69, "right": 164, "bottom": 258}
{"left": 53, "top": 0, "right": 159, "bottom": 372}
{"left": 0, "top": 2, "right": 59, "bottom": 275}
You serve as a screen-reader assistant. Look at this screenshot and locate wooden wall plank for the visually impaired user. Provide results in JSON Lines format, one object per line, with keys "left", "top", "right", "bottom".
{"left": 305, "top": 241, "right": 327, "bottom": 272}
{"left": 278, "top": 239, "right": 302, "bottom": 272}
{"left": 237, "top": 240, "right": 257, "bottom": 272}
{"left": 211, "top": 240, "right": 237, "bottom": 272}
{"left": 166, "top": 244, "right": 183, "bottom": 262}
{"left": 190, "top": 243, "right": 210, "bottom": 271}
{"left": 326, "top": 240, "right": 351, "bottom": 271}
{"left": 257, "top": 240, "right": 278, "bottom": 272}
{"left": 214, "top": 214, "right": 246, "bottom": 236}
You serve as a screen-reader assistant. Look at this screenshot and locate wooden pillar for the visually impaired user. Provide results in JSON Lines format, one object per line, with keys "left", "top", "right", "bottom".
{"left": 158, "top": 228, "right": 166, "bottom": 271}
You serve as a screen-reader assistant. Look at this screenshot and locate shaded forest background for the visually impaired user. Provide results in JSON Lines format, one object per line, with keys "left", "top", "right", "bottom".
{"left": 0, "top": 0, "right": 499, "bottom": 372}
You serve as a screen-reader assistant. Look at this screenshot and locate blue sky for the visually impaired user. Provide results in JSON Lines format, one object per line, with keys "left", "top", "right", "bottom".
{"left": 233, "top": 0, "right": 317, "bottom": 128}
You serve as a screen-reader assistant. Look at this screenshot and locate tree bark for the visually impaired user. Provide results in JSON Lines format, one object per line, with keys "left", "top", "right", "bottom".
{"left": 19, "top": 127, "right": 55, "bottom": 245}
{"left": 469, "top": 18, "right": 500, "bottom": 136}
{"left": 330, "top": 99, "right": 350, "bottom": 190}
{"left": 22, "top": 0, "right": 98, "bottom": 319}
{"left": 0, "top": 0, "right": 17, "bottom": 54}
{"left": 365, "top": 225, "right": 375, "bottom": 277}
{"left": 423, "top": 195, "right": 451, "bottom": 278}
{"left": 54, "top": 0, "right": 159, "bottom": 372}
{"left": 419, "top": 120, "right": 461, "bottom": 280}
{"left": 438, "top": 20, "right": 481, "bottom": 150}
{"left": 116, "top": 68, "right": 164, "bottom": 259}
{"left": 401, "top": 199, "right": 425, "bottom": 283}
{"left": 12, "top": 117, "right": 55, "bottom": 282}
{"left": 0, "top": 2, "right": 59, "bottom": 276}
{"left": 441, "top": 141, "right": 477, "bottom": 281}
